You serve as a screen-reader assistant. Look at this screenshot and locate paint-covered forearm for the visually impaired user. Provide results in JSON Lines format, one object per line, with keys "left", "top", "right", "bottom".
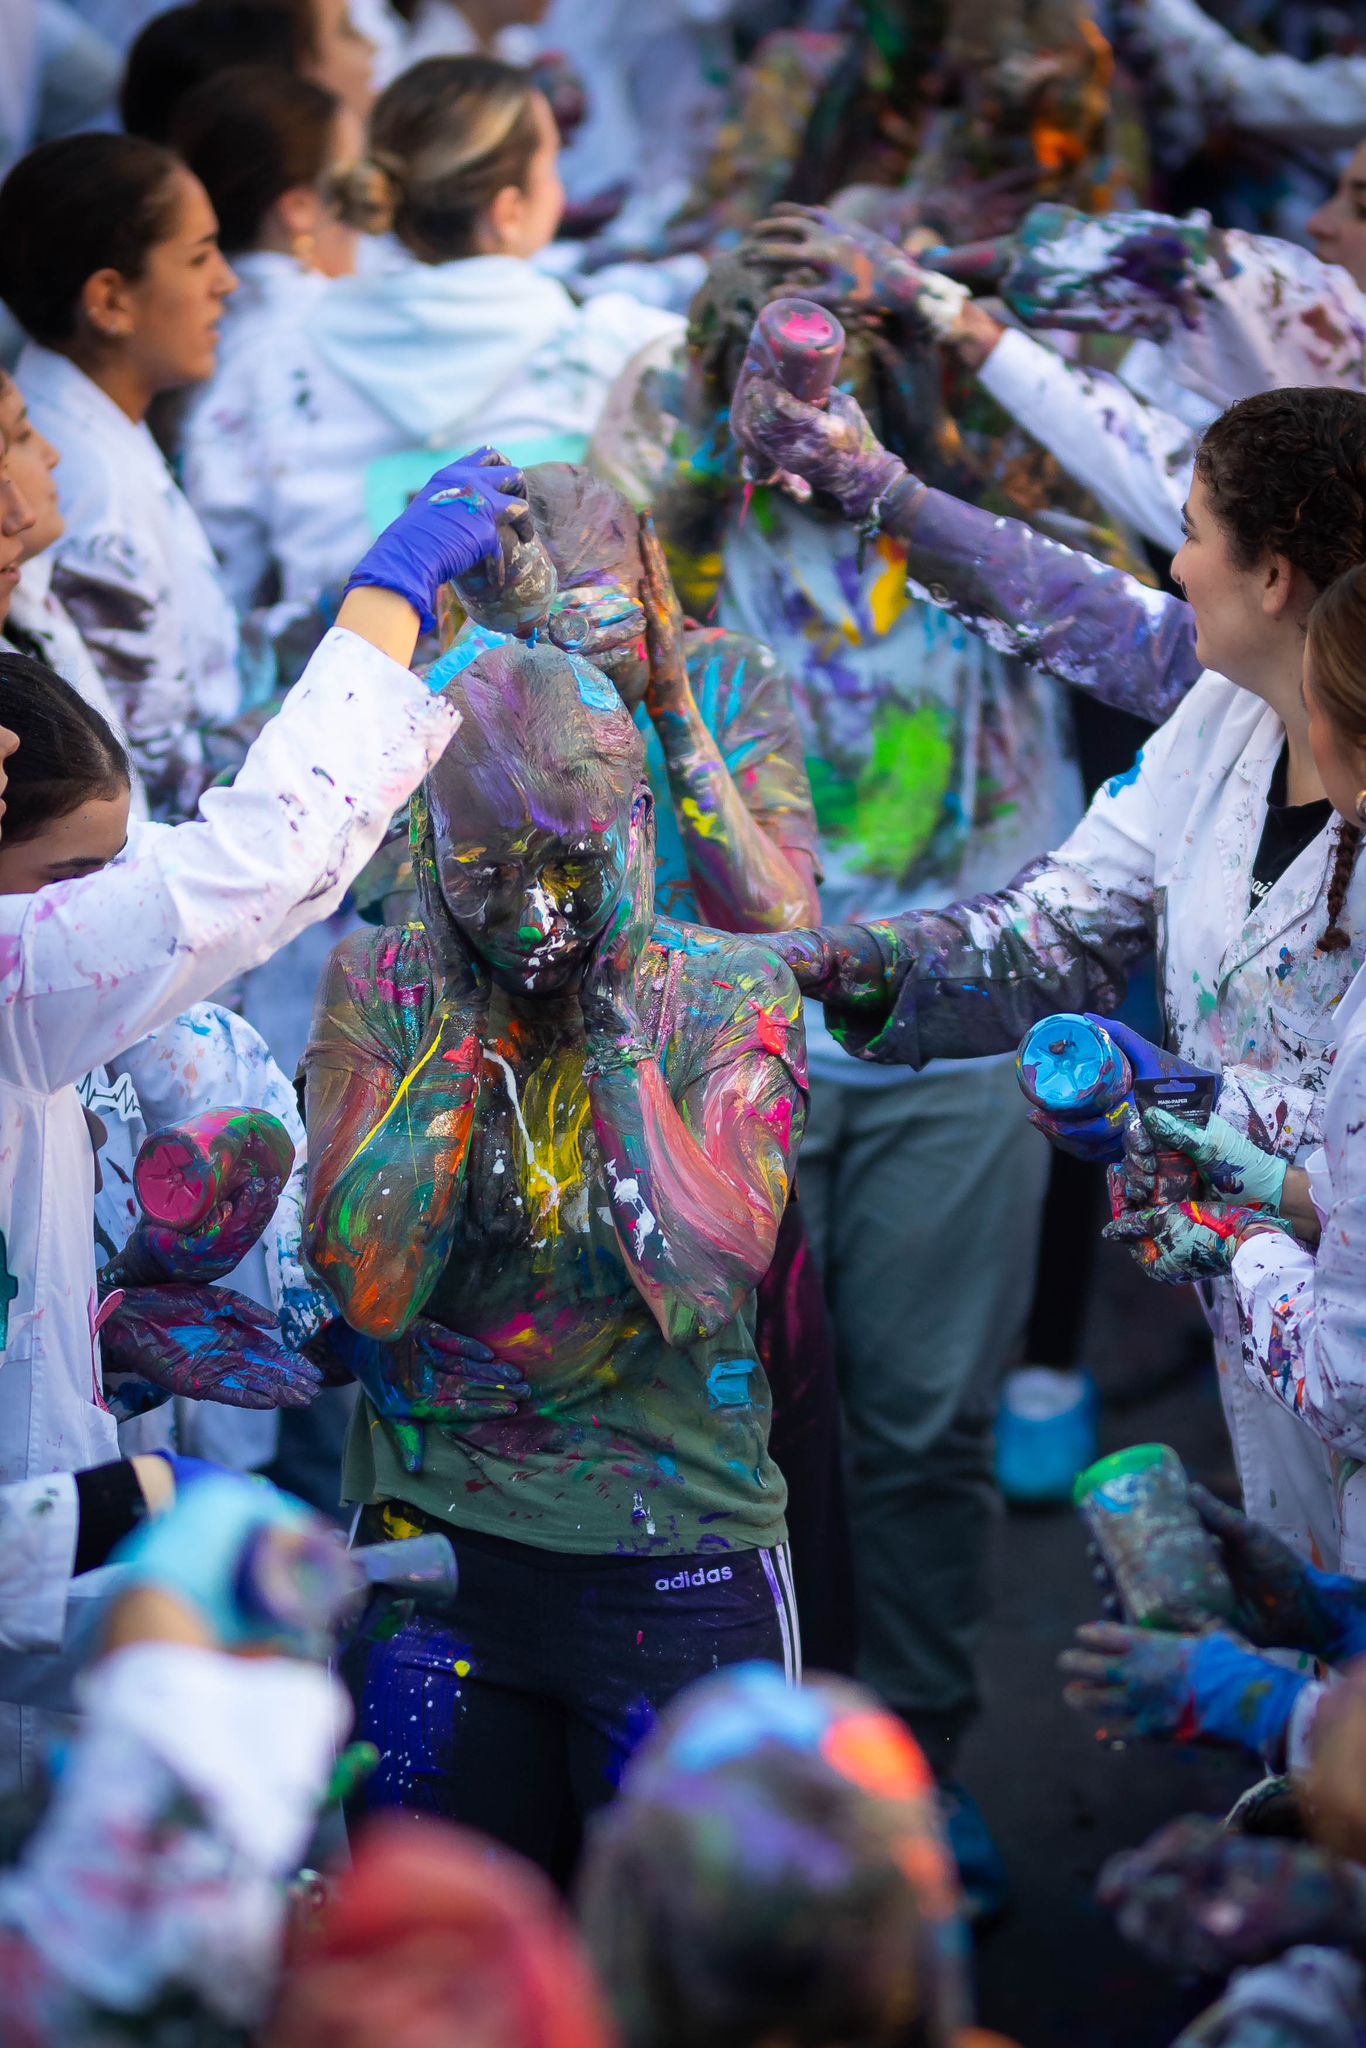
{"left": 586, "top": 965, "right": 805, "bottom": 1343}
{"left": 651, "top": 689, "right": 819, "bottom": 930}
{"left": 879, "top": 474, "right": 1201, "bottom": 724}
{"left": 304, "top": 996, "right": 480, "bottom": 1343}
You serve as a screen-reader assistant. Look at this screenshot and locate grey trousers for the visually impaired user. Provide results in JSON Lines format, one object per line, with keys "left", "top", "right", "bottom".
{"left": 797, "top": 1057, "right": 1051, "bottom": 1752}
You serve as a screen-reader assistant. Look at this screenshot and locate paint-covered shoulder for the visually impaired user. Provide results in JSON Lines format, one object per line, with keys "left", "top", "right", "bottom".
{"left": 651, "top": 918, "right": 807, "bottom": 1077}
{"left": 310, "top": 919, "right": 436, "bottom": 1065}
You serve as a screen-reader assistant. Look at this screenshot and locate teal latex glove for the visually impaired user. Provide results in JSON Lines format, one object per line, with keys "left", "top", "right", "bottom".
{"left": 110, "top": 1473, "right": 358, "bottom": 1657}
{"left": 1103, "top": 1199, "right": 1292, "bottom": 1283}
{"left": 1143, "top": 1107, "right": 1288, "bottom": 1212}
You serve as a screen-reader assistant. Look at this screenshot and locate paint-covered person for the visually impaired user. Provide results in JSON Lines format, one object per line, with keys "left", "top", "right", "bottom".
{"left": 580, "top": 1662, "right": 1018, "bottom": 2048}
{"left": 447, "top": 460, "right": 852, "bottom": 1670}
{"left": 183, "top": 55, "right": 681, "bottom": 614}
{"left": 730, "top": 371, "right": 1366, "bottom": 1584}
{"left": 0, "top": 447, "right": 522, "bottom": 1493}
{"left": 304, "top": 636, "right": 807, "bottom": 1878}
{"left": 751, "top": 168, "right": 1366, "bottom": 558}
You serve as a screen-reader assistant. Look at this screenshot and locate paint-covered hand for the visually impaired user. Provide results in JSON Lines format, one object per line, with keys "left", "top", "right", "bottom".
{"left": 343, "top": 448, "right": 527, "bottom": 634}
{"left": 639, "top": 512, "right": 694, "bottom": 723}
{"left": 1142, "top": 1108, "right": 1287, "bottom": 1213}
{"left": 749, "top": 205, "right": 971, "bottom": 338}
{"left": 387, "top": 1319, "right": 530, "bottom": 1423}
{"left": 729, "top": 367, "right": 910, "bottom": 522}
{"left": 110, "top": 1471, "right": 361, "bottom": 1659}
{"left": 1059, "top": 1622, "right": 1310, "bottom": 1760}
{"left": 1099, "top": 1817, "right": 1366, "bottom": 1977}
{"left": 1103, "top": 1199, "right": 1292, "bottom": 1283}
{"left": 112, "top": 1107, "right": 296, "bottom": 1287}
{"left": 1189, "top": 1482, "right": 1366, "bottom": 1664}
{"left": 771, "top": 923, "right": 892, "bottom": 1007}
{"left": 100, "top": 1282, "right": 324, "bottom": 1409}
{"left": 581, "top": 793, "right": 656, "bottom": 1049}
{"left": 545, "top": 582, "right": 647, "bottom": 662}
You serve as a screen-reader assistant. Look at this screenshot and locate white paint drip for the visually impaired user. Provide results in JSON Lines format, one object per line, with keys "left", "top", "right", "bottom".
{"left": 604, "top": 1157, "right": 657, "bottom": 1256}
{"left": 485, "top": 1050, "right": 563, "bottom": 1211}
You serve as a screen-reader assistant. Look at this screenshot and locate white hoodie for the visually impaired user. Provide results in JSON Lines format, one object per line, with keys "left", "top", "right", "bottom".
{"left": 181, "top": 249, "right": 681, "bottom": 612}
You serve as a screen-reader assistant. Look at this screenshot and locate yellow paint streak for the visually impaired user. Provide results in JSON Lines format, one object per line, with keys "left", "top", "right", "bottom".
{"left": 680, "top": 794, "right": 720, "bottom": 841}
{"left": 869, "top": 541, "right": 910, "bottom": 638}
{"left": 518, "top": 1049, "right": 592, "bottom": 1242}
{"left": 344, "top": 1014, "right": 449, "bottom": 1170}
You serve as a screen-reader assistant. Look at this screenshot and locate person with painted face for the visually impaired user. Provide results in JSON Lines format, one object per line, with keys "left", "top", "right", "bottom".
{"left": 730, "top": 372, "right": 1366, "bottom": 1595}
{"left": 304, "top": 635, "right": 808, "bottom": 1879}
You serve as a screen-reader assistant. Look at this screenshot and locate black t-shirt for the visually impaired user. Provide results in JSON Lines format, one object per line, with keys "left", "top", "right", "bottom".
{"left": 1250, "top": 746, "right": 1331, "bottom": 912}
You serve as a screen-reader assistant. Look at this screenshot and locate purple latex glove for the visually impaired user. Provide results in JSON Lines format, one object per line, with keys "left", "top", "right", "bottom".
{"left": 343, "top": 449, "right": 527, "bottom": 634}
{"left": 100, "top": 1283, "right": 323, "bottom": 1411}
{"left": 1025, "top": 1015, "right": 1217, "bottom": 1166}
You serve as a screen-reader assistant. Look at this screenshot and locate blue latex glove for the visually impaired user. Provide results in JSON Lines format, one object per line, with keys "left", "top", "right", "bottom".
{"left": 1192, "top": 1484, "right": 1366, "bottom": 1666}
{"left": 149, "top": 1451, "right": 221, "bottom": 1493}
{"left": 110, "top": 1473, "right": 357, "bottom": 1656}
{"left": 1059, "top": 1621, "right": 1310, "bottom": 1763}
{"left": 342, "top": 449, "right": 526, "bottom": 635}
{"left": 1026, "top": 1015, "right": 1218, "bottom": 1165}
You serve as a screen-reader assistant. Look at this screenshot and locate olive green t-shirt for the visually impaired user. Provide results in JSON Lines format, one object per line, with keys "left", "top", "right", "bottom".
{"left": 323, "top": 917, "right": 805, "bottom": 1558}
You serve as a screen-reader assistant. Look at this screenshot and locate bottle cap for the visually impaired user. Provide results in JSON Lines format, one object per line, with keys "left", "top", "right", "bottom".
{"left": 1072, "top": 1442, "right": 1171, "bottom": 1506}
{"left": 1017, "top": 1013, "right": 1127, "bottom": 1113}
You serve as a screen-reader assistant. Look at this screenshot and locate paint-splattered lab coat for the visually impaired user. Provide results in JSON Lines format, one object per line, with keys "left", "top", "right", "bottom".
{"left": 0, "top": 626, "right": 460, "bottom": 1494}
{"left": 1233, "top": 961, "right": 1366, "bottom": 1578}
{"left": 836, "top": 502, "right": 1366, "bottom": 1567}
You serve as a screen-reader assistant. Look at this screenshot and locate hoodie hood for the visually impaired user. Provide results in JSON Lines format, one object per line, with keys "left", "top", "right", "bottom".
{"left": 307, "top": 254, "right": 581, "bottom": 443}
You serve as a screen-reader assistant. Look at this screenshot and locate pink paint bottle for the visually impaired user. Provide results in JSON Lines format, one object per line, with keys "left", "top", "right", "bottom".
{"left": 751, "top": 297, "right": 846, "bottom": 405}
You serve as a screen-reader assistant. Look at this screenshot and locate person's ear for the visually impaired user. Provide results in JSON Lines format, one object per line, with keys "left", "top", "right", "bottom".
{"left": 486, "top": 181, "right": 526, "bottom": 249}
{"left": 1262, "top": 550, "right": 1300, "bottom": 622}
{"left": 80, "top": 267, "right": 136, "bottom": 344}
{"left": 276, "top": 183, "right": 324, "bottom": 253}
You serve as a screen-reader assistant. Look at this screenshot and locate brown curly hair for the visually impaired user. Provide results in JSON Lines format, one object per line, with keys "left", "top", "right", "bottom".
{"left": 1194, "top": 388, "right": 1366, "bottom": 595}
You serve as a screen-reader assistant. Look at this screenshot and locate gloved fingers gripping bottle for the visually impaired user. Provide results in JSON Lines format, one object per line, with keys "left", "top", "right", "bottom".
{"left": 1075, "top": 1445, "right": 1238, "bottom": 1634}
{"left": 1016, "top": 1012, "right": 1217, "bottom": 1187}
{"left": 734, "top": 297, "right": 847, "bottom": 500}
{"left": 446, "top": 448, "right": 557, "bottom": 641}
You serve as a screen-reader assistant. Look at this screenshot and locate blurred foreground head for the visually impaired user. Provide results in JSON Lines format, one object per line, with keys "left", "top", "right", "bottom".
{"left": 267, "top": 1816, "right": 616, "bottom": 2048}
{"left": 579, "top": 1665, "right": 974, "bottom": 2048}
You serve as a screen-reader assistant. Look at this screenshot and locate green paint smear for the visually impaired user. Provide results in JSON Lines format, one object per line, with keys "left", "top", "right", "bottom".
{"left": 849, "top": 700, "right": 955, "bottom": 880}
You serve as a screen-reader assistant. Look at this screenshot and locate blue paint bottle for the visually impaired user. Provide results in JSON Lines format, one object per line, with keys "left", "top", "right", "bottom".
{"left": 1017, "top": 1013, "right": 1131, "bottom": 1132}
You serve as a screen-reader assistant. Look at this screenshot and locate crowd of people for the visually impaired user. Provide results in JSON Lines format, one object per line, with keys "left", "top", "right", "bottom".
{"left": 1, "top": 0, "right": 1366, "bottom": 2041}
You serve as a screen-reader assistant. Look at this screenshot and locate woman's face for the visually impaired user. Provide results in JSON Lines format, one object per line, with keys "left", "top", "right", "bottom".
{"left": 1307, "top": 142, "right": 1366, "bottom": 292}
{"left": 0, "top": 399, "right": 37, "bottom": 629}
{"left": 1303, "top": 644, "right": 1366, "bottom": 828}
{"left": 0, "top": 785, "right": 131, "bottom": 894}
{"left": 0, "top": 376, "right": 61, "bottom": 563}
{"left": 306, "top": 0, "right": 377, "bottom": 121}
{"left": 490, "top": 95, "right": 565, "bottom": 260}
{"left": 113, "top": 168, "right": 236, "bottom": 394}
{"left": 1170, "top": 474, "right": 1273, "bottom": 685}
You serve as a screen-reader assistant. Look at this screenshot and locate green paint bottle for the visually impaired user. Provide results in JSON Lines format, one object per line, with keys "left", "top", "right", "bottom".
{"left": 1074, "top": 1444, "right": 1236, "bottom": 1632}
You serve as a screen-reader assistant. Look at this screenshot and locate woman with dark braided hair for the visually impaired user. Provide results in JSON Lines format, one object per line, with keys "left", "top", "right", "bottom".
{"left": 731, "top": 372, "right": 1366, "bottom": 1599}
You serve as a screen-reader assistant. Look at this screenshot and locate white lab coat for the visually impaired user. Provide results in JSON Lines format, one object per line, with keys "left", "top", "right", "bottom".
{"left": 18, "top": 344, "right": 257, "bottom": 819}
{"left": 890, "top": 669, "right": 1366, "bottom": 1567}
{"left": 6, "top": 549, "right": 148, "bottom": 818}
{"left": 0, "top": 624, "right": 459, "bottom": 1496}
{"left": 1233, "top": 958, "right": 1366, "bottom": 1577}
{"left": 1118, "top": 0, "right": 1366, "bottom": 153}
{"left": 977, "top": 233, "right": 1366, "bottom": 555}
{"left": 180, "top": 251, "right": 681, "bottom": 608}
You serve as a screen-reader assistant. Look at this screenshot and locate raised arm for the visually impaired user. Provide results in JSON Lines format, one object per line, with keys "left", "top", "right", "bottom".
{"left": 580, "top": 814, "right": 806, "bottom": 1343}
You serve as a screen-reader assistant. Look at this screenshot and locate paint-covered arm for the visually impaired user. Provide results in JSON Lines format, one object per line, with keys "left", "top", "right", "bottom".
{"left": 642, "top": 528, "right": 820, "bottom": 930}
{"left": 976, "top": 328, "right": 1195, "bottom": 555}
{"left": 1230, "top": 1021, "right": 1366, "bottom": 1461}
{"left": 588, "top": 956, "right": 806, "bottom": 1342}
{"left": 729, "top": 373, "right": 1201, "bottom": 726}
{"left": 303, "top": 928, "right": 481, "bottom": 1342}
{"left": 0, "top": 628, "right": 460, "bottom": 1100}
{"left": 1115, "top": 0, "right": 1366, "bottom": 148}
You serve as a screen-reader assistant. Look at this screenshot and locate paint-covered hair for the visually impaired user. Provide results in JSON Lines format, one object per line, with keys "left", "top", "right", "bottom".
{"left": 579, "top": 1665, "right": 967, "bottom": 2048}
{"left": 334, "top": 56, "right": 542, "bottom": 262}
{"left": 0, "top": 653, "right": 130, "bottom": 846}
{"left": 172, "top": 65, "right": 339, "bottom": 257}
{"left": 1194, "top": 388, "right": 1366, "bottom": 596}
{"left": 1307, "top": 563, "right": 1366, "bottom": 952}
{"left": 0, "top": 134, "right": 183, "bottom": 349}
{"left": 524, "top": 464, "right": 643, "bottom": 595}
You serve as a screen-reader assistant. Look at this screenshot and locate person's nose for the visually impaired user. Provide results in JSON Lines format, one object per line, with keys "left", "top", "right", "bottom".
{"left": 0, "top": 470, "right": 36, "bottom": 539}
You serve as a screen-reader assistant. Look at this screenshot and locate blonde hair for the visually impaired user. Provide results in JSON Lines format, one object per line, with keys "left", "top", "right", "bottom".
{"left": 334, "top": 55, "right": 541, "bottom": 261}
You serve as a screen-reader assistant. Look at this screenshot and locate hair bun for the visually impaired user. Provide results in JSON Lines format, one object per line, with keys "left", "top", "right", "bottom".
{"left": 334, "top": 153, "right": 403, "bottom": 236}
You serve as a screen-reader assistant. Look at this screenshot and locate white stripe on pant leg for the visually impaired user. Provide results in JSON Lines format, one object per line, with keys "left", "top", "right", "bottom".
{"left": 775, "top": 1541, "right": 803, "bottom": 1684}
{"left": 760, "top": 1546, "right": 795, "bottom": 1684}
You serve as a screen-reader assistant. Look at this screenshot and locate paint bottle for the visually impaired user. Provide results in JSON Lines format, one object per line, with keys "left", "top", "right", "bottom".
{"left": 234, "top": 1530, "right": 460, "bottom": 1646}
{"left": 351, "top": 1532, "right": 459, "bottom": 1608}
{"left": 134, "top": 1108, "right": 295, "bottom": 1232}
{"left": 1074, "top": 1445, "right": 1237, "bottom": 1632}
{"left": 449, "top": 509, "right": 558, "bottom": 640}
{"left": 751, "top": 297, "right": 846, "bottom": 405}
{"left": 1017, "top": 1013, "right": 1131, "bottom": 1131}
